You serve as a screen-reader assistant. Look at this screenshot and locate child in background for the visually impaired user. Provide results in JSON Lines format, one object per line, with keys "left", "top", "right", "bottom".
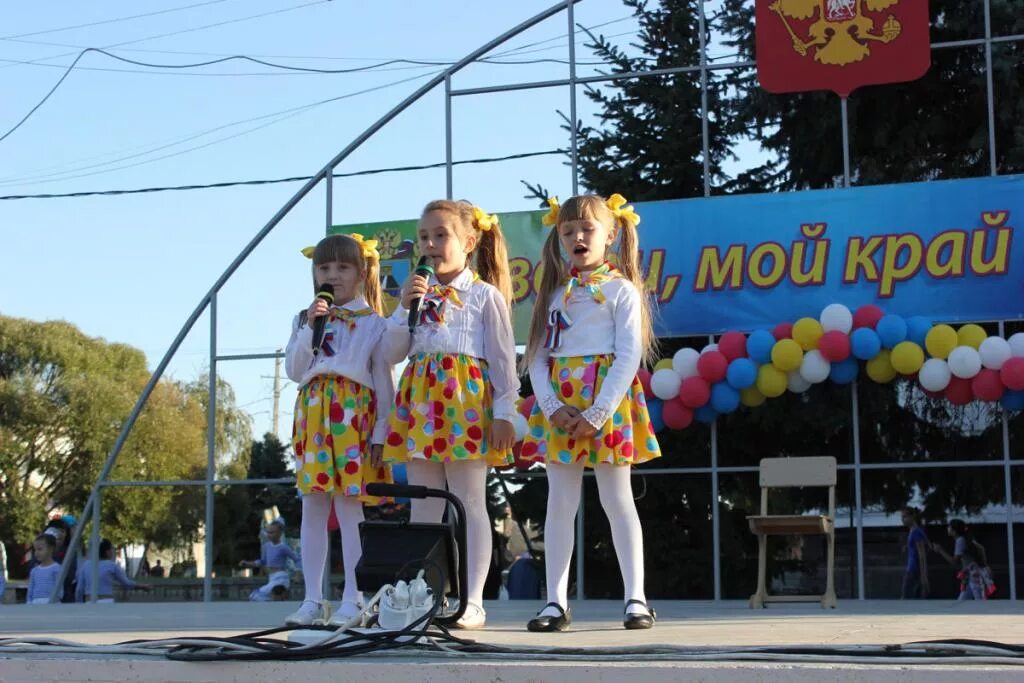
{"left": 284, "top": 233, "right": 395, "bottom": 626}
{"left": 383, "top": 200, "right": 519, "bottom": 630}
{"left": 75, "top": 539, "right": 151, "bottom": 603}
{"left": 26, "top": 534, "right": 62, "bottom": 604}
{"left": 241, "top": 519, "right": 300, "bottom": 603}
{"left": 521, "top": 194, "right": 661, "bottom": 632}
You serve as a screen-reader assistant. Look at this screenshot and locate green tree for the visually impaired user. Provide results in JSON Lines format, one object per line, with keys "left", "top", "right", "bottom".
{"left": 0, "top": 315, "right": 251, "bottom": 564}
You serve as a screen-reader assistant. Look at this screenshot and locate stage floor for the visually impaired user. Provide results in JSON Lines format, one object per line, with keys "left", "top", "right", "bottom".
{"left": 1, "top": 600, "right": 1022, "bottom": 682}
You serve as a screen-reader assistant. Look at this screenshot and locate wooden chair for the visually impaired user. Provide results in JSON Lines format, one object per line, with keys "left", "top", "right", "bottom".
{"left": 747, "top": 456, "right": 837, "bottom": 609}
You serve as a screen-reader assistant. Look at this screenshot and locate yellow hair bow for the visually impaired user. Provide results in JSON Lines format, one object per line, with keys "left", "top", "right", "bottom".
{"left": 606, "top": 193, "right": 640, "bottom": 227}
{"left": 541, "top": 196, "right": 560, "bottom": 226}
{"left": 349, "top": 233, "right": 380, "bottom": 262}
{"left": 301, "top": 246, "right": 315, "bottom": 259}
{"left": 472, "top": 206, "right": 499, "bottom": 232}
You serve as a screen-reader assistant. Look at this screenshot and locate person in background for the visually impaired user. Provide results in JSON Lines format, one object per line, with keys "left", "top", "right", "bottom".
{"left": 933, "top": 519, "right": 996, "bottom": 600}
{"left": 26, "top": 534, "right": 62, "bottom": 604}
{"left": 900, "top": 506, "right": 930, "bottom": 599}
{"left": 240, "top": 519, "right": 301, "bottom": 602}
{"left": 75, "top": 539, "right": 152, "bottom": 603}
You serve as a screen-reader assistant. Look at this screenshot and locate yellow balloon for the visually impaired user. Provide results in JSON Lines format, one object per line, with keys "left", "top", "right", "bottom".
{"left": 957, "top": 324, "right": 987, "bottom": 350}
{"left": 654, "top": 358, "right": 674, "bottom": 372}
{"left": 740, "top": 386, "right": 766, "bottom": 407}
{"left": 792, "top": 317, "right": 824, "bottom": 351}
{"left": 891, "top": 341, "right": 925, "bottom": 375}
{"left": 866, "top": 349, "right": 897, "bottom": 383}
{"left": 756, "top": 364, "right": 787, "bottom": 398}
{"left": 925, "top": 324, "right": 958, "bottom": 359}
{"left": 770, "top": 338, "right": 804, "bottom": 372}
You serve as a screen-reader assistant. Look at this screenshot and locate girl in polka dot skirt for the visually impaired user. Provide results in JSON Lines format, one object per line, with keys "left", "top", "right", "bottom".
{"left": 521, "top": 194, "right": 661, "bottom": 632}
{"left": 283, "top": 233, "right": 395, "bottom": 627}
{"left": 383, "top": 200, "right": 519, "bottom": 630}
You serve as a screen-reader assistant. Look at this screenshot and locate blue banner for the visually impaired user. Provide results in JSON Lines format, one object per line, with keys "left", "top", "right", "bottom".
{"left": 630, "top": 174, "right": 1023, "bottom": 335}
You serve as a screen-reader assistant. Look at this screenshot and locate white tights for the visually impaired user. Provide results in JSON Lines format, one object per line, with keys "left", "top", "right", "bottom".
{"left": 406, "top": 459, "right": 490, "bottom": 610}
{"left": 540, "top": 460, "right": 648, "bottom": 617}
{"left": 299, "top": 493, "right": 365, "bottom": 605}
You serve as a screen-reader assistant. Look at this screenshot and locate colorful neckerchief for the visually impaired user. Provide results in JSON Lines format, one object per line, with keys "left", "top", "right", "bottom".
{"left": 563, "top": 261, "right": 618, "bottom": 305}
{"left": 329, "top": 306, "right": 372, "bottom": 331}
{"left": 418, "top": 272, "right": 479, "bottom": 326}
{"left": 543, "top": 309, "right": 573, "bottom": 350}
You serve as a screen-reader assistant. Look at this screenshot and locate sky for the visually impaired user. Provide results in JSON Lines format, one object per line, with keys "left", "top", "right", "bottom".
{"left": 0, "top": 0, "right": 742, "bottom": 448}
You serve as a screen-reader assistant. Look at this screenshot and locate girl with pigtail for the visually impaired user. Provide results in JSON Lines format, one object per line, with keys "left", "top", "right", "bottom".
{"left": 520, "top": 194, "right": 661, "bottom": 632}
{"left": 383, "top": 200, "right": 519, "bottom": 630}
{"left": 283, "top": 233, "right": 395, "bottom": 627}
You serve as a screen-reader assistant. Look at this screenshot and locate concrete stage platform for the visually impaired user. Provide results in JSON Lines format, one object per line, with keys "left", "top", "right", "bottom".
{"left": 1, "top": 600, "right": 1022, "bottom": 681}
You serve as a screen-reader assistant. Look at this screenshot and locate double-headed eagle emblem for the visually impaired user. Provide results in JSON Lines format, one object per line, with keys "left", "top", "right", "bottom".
{"left": 769, "top": 0, "right": 904, "bottom": 66}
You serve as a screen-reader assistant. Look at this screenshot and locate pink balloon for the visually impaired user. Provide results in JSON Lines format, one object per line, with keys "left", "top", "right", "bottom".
{"left": 972, "top": 369, "right": 1005, "bottom": 402}
{"left": 636, "top": 368, "right": 653, "bottom": 396}
{"left": 662, "top": 398, "right": 694, "bottom": 430}
{"left": 1000, "top": 357, "right": 1024, "bottom": 391}
{"left": 679, "top": 376, "right": 711, "bottom": 408}
{"left": 717, "top": 332, "right": 748, "bottom": 361}
{"left": 852, "top": 304, "right": 884, "bottom": 330}
{"left": 945, "top": 376, "right": 973, "bottom": 405}
{"left": 772, "top": 322, "right": 793, "bottom": 340}
{"left": 697, "top": 351, "right": 728, "bottom": 383}
{"left": 818, "top": 330, "right": 852, "bottom": 362}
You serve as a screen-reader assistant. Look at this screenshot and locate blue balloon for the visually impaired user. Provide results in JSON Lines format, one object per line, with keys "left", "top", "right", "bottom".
{"left": 392, "top": 463, "right": 408, "bottom": 485}
{"left": 1001, "top": 390, "right": 1024, "bottom": 411}
{"left": 710, "top": 382, "right": 741, "bottom": 414}
{"left": 876, "top": 314, "right": 908, "bottom": 349}
{"left": 726, "top": 358, "right": 758, "bottom": 390}
{"left": 851, "top": 328, "right": 882, "bottom": 360}
{"left": 747, "top": 329, "right": 775, "bottom": 364}
{"left": 906, "top": 316, "right": 933, "bottom": 346}
{"left": 830, "top": 357, "right": 859, "bottom": 384}
{"left": 695, "top": 404, "right": 718, "bottom": 423}
{"left": 647, "top": 398, "right": 665, "bottom": 432}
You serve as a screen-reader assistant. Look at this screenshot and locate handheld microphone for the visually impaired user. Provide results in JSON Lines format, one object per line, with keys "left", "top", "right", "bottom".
{"left": 407, "top": 255, "right": 435, "bottom": 333}
{"left": 311, "top": 282, "right": 334, "bottom": 356}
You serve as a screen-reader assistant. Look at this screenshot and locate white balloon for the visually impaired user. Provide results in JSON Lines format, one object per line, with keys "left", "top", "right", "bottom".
{"left": 919, "top": 358, "right": 952, "bottom": 392}
{"left": 1008, "top": 332, "right": 1024, "bottom": 358}
{"left": 820, "top": 303, "right": 853, "bottom": 334}
{"left": 948, "top": 346, "right": 982, "bottom": 379}
{"left": 787, "top": 370, "right": 811, "bottom": 393}
{"left": 651, "top": 368, "right": 683, "bottom": 400}
{"left": 799, "top": 349, "right": 831, "bottom": 384}
{"left": 979, "top": 336, "right": 1012, "bottom": 370}
{"left": 673, "top": 347, "right": 701, "bottom": 378}
{"left": 700, "top": 343, "right": 719, "bottom": 355}
{"left": 511, "top": 413, "right": 529, "bottom": 441}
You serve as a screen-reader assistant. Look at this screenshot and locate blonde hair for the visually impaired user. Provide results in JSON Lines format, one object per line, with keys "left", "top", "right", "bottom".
{"left": 310, "top": 234, "right": 383, "bottom": 315}
{"left": 522, "top": 194, "right": 658, "bottom": 371}
{"left": 420, "top": 199, "right": 512, "bottom": 310}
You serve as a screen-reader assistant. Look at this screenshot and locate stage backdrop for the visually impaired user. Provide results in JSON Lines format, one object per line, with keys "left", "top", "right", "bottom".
{"left": 330, "top": 174, "right": 1024, "bottom": 342}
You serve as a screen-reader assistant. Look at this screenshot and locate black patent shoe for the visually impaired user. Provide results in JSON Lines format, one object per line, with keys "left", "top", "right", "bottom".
{"left": 623, "top": 599, "right": 656, "bottom": 630}
{"left": 527, "top": 602, "right": 572, "bottom": 632}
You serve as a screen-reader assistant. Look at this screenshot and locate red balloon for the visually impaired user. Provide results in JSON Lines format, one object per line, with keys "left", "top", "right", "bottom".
{"left": 852, "top": 304, "right": 884, "bottom": 330}
{"left": 945, "top": 376, "right": 973, "bottom": 405}
{"left": 718, "top": 332, "right": 748, "bottom": 361}
{"left": 679, "top": 376, "right": 711, "bottom": 408}
{"left": 697, "top": 351, "right": 728, "bottom": 383}
{"left": 662, "top": 398, "right": 694, "bottom": 430}
{"left": 1000, "top": 357, "right": 1024, "bottom": 391}
{"left": 972, "top": 369, "right": 1005, "bottom": 402}
{"left": 818, "top": 330, "right": 852, "bottom": 362}
{"left": 518, "top": 395, "right": 536, "bottom": 418}
{"left": 636, "top": 368, "right": 653, "bottom": 396}
{"left": 772, "top": 322, "right": 793, "bottom": 340}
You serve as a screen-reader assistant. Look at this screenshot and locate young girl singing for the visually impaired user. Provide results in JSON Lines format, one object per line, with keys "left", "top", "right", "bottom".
{"left": 521, "top": 194, "right": 661, "bottom": 631}
{"left": 284, "top": 233, "right": 394, "bottom": 626}
{"left": 383, "top": 200, "right": 519, "bottom": 630}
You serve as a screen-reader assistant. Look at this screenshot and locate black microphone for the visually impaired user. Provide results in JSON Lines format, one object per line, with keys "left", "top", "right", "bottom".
{"left": 407, "top": 255, "right": 435, "bottom": 333}
{"left": 311, "top": 282, "right": 334, "bottom": 356}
